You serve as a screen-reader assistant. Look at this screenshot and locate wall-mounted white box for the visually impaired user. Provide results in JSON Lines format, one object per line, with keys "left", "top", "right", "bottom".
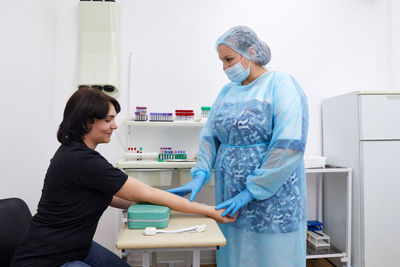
{"left": 78, "top": 0, "right": 121, "bottom": 98}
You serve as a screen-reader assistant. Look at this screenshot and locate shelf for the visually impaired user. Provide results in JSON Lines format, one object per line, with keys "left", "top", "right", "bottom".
{"left": 123, "top": 120, "right": 206, "bottom": 127}
{"left": 305, "top": 166, "right": 351, "bottom": 173}
{"left": 306, "top": 244, "right": 347, "bottom": 260}
{"left": 115, "top": 160, "right": 196, "bottom": 169}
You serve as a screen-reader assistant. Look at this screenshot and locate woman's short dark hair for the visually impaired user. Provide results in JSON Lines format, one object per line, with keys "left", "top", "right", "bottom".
{"left": 57, "top": 86, "right": 121, "bottom": 145}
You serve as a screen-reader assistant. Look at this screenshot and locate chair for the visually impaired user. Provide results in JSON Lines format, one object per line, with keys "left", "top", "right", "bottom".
{"left": 0, "top": 198, "right": 32, "bottom": 267}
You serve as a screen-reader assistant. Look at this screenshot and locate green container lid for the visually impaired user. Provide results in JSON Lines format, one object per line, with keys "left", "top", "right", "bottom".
{"left": 127, "top": 203, "right": 170, "bottom": 229}
{"left": 201, "top": 106, "right": 211, "bottom": 111}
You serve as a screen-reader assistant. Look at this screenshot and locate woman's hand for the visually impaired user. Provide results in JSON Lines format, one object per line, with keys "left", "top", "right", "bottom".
{"left": 207, "top": 206, "right": 237, "bottom": 223}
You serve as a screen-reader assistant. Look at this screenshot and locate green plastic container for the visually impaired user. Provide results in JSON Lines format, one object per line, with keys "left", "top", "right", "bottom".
{"left": 127, "top": 203, "right": 171, "bottom": 229}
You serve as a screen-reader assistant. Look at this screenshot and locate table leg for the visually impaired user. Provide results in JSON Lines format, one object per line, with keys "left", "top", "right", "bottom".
{"left": 142, "top": 251, "right": 150, "bottom": 267}
{"left": 185, "top": 251, "right": 191, "bottom": 267}
{"left": 192, "top": 249, "right": 200, "bottom": 267}
{"left": 151, "top": 251, "right": 157, "bottom": 267}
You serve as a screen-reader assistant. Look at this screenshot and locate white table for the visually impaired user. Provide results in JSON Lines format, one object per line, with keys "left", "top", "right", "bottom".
{"left": 116, "top": 212, "right": 226, "bottom": 267}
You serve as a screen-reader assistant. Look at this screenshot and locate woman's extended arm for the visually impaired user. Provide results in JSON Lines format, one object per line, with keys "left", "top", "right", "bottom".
{"left": 115, "top": 177, "right": 236, "bottom": 223}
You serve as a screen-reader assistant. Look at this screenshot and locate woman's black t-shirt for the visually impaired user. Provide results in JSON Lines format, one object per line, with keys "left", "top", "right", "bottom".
{"left": 11, "top": 141, "right": 128, "bottom": 267}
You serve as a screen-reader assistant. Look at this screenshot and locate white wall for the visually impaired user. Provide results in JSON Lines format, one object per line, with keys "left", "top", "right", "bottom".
{"left": 1, "top": 0, "right": 398, "bottom": 258}
{"left": 0, "top": 0, "right": 57, "bottom": 211}
{"left": 390, "top": 0, "right": 400, "bottom": 89}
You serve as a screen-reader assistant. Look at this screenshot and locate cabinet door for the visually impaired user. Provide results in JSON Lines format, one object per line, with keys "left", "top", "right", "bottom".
{"left": 361, "top": 141, "right": 400, "bottom": 267}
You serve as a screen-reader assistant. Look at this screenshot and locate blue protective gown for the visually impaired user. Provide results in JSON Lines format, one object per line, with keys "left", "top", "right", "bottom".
{"left": 191, "top": 70, "right": 308, "bottom": 267}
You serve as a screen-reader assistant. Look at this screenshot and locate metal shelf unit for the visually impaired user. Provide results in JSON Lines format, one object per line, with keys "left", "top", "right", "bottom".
{"left": 305, "top": 166, "right": 352, "bottom": 267}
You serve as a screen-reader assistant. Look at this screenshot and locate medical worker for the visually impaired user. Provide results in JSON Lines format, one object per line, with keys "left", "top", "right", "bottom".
{"left": 11, "top": 87, "right": 235, "bottom": 267}
{"left": 169, "top": 25, "right": 309, "bottom": 267}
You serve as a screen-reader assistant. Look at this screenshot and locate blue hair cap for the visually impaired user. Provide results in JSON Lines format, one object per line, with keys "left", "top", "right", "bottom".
{"left": 216, "top": 25, "right": 271, "bottom": 66}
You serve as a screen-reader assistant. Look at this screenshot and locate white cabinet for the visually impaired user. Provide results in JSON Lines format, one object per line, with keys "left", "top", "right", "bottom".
{"left": 322, "top": 91, "right": 400, "bottom": 267}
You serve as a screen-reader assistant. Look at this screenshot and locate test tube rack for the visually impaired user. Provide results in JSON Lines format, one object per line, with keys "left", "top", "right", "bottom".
{"left": 175, "top": 110, "right": 194, "bottom": 121}
{"left": 149, "top": 113, "right": 173, "bottom": 122}
{"left": 201, "top": 106, "right": 211, "bottom": 120}
{"left": 134, "top": 106, "right": 148, "bottom": 121}
{"left": 158, "top": 153, "right": 187, "bottom": 162}
{"left": 307, "top": 231, "right": 331, "bottom": 248}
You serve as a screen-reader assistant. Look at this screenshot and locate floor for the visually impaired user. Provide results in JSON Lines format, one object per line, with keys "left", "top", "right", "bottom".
{"left": 132, "top": 259, "right": 336, "bottom": 267}
{"left": 129, "top": 256, "right": 336, "bottom": 267}
{"left": 199, "top": 260, "right": 335, "bottom": 267}
{"left": 306, "top": 259, "right": 336, "bottom": 267}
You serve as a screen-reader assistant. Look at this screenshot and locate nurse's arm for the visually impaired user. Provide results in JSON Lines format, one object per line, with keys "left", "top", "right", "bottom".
{"left": 115, "top": 176, "right": 236, "bottom": 224}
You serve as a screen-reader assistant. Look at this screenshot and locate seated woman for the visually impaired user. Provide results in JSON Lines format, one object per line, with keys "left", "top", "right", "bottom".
{"left": 11, "top": 86, "right": 235, "bottom": 267}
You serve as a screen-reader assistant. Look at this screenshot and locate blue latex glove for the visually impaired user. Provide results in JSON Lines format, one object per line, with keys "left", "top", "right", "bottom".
{"left": 167, "top": 171, "right": 207, "bottom": 202}
{"left": 215, "top": 188, "right": 254, "bottom": 217}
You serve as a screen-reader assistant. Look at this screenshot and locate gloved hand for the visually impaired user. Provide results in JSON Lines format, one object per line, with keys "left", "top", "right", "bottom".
{"left": 167, "top": 171, "right": 207, "bottom": 202}
{"left": 216, "top": 188, "right": 254, "bottom": 217}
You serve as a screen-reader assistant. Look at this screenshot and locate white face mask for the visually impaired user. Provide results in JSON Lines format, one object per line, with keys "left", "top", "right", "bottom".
{"left": 224, "top": 57, "right": 251, "bottom": 83}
